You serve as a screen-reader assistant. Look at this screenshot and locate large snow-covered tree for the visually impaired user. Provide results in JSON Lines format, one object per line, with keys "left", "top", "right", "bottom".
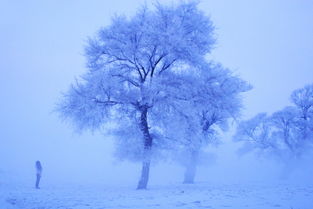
{"left": 57, "top": 2, "right": 216, "bottom": 189}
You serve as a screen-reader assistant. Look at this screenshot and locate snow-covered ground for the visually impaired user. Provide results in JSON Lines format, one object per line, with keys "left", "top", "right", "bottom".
{"left": 1, "top": 182, "right": 312, "bottom": 209}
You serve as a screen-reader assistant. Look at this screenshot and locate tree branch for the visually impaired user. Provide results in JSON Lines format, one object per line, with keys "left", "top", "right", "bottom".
{"left": 158, "top": 59, "right": 177, "bottom": 75}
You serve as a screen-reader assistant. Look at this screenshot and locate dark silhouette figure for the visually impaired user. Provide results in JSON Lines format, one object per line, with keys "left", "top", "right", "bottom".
{"left": 35, "top": 161, "right": 42, "bottom": 189}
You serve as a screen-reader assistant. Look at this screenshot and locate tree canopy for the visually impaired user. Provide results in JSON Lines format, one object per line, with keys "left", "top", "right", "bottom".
{"left": 57, "top": 1, "right": 249, "bottom": 189}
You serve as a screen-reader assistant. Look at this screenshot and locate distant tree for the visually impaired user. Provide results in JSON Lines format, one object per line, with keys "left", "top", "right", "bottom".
{"left": 157, "top": 64, "right": 250, "bottom": 184}
{"left": 234, "top": 113, "right": 275, "bottom": 155}
{"left": 270, "top": 106, "right": 298, "bottom": 154}
{"left": 183, "top": 67, "right": 249, "bottom": 184}
{"left": 57, "top": 2, "right": 215, "bottom": 189}
{"left": 235, "top": 83, "right": 313, "bottom": 159}
{"left": 291, "top": 84, "right": 313, "bottom": 141}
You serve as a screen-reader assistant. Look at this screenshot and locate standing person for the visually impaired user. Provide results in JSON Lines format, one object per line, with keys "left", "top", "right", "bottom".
{"left": 35, "top": 161, "right": 42, "bottom": 189}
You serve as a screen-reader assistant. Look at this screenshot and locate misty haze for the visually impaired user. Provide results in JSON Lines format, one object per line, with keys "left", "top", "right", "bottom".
{"left": 1, "top": 0, "right": 313, "bottom": 209}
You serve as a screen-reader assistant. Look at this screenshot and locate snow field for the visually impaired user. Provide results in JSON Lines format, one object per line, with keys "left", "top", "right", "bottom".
{"left": 1, "top": 182, "right": 312, "bottom": 209}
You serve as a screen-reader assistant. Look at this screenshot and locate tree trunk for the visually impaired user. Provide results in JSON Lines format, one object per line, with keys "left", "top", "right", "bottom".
{"left": 183, "top": 150, "right": 199, "bottom": 184}
{"left": 137, "top": 106, "right": 153, "bottom": 190}
{"left": 137, "top": 160, "right": 151, "bottom": 189}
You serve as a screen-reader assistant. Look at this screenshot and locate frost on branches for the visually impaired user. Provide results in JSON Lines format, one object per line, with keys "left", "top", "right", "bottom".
{"left": 234, "top": 84, "right": 313, "bottom": 160}
{"left": 154, "top": 64, "right": 250, "bottom": 184}
{"left": 57, "top": 2, "right": 249, "bottom": 189}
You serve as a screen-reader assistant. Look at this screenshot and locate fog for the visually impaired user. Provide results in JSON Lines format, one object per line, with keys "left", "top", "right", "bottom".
{"left": 1, "top": 0, "right": 313, "bottom": 189}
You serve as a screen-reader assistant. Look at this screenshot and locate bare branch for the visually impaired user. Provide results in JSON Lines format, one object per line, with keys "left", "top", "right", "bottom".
{"left": 158, "top": 59, "right": 177, "bottom": 75}
{"left": 112, "top": 74, "right": 140, "bottom": 88}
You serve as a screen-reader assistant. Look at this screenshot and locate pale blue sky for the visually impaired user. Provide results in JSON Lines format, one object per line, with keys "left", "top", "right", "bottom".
{"left": 1, "top": 0, "right": 313, "bottom": 185}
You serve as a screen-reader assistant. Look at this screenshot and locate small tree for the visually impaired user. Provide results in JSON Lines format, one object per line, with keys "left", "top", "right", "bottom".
{"left": 57, "top": 2, "right": 215, "bottom": 189}
{"left": 291, "top": 84, "right": 313, "bottom": 141}
{"left": 270, "top": 106, "right": 298, "bottom": 154}
{"left": 234, "top": 113, "right": 275, "bottom": 155}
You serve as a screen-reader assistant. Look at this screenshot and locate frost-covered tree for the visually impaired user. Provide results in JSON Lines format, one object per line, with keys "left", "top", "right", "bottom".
{"left": 156, "top": 64, "right": 250, "bottom": 184}
{"left": 235, "top": 84, "right": 313, "bottom": 159}
{"left": 291, "top": 84, "right": 313, "bottom": 141}
{"left": 57, "top": 2, "right": 215, "bottom": 189}
{"left": 270, "top": 106, "right": 298, "bottom": 153}
{"left": 182, "top": 67, "right": 249, "bottom": 184}
{"left": 234, "top": 113, "right": 275, "bottom": 154}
